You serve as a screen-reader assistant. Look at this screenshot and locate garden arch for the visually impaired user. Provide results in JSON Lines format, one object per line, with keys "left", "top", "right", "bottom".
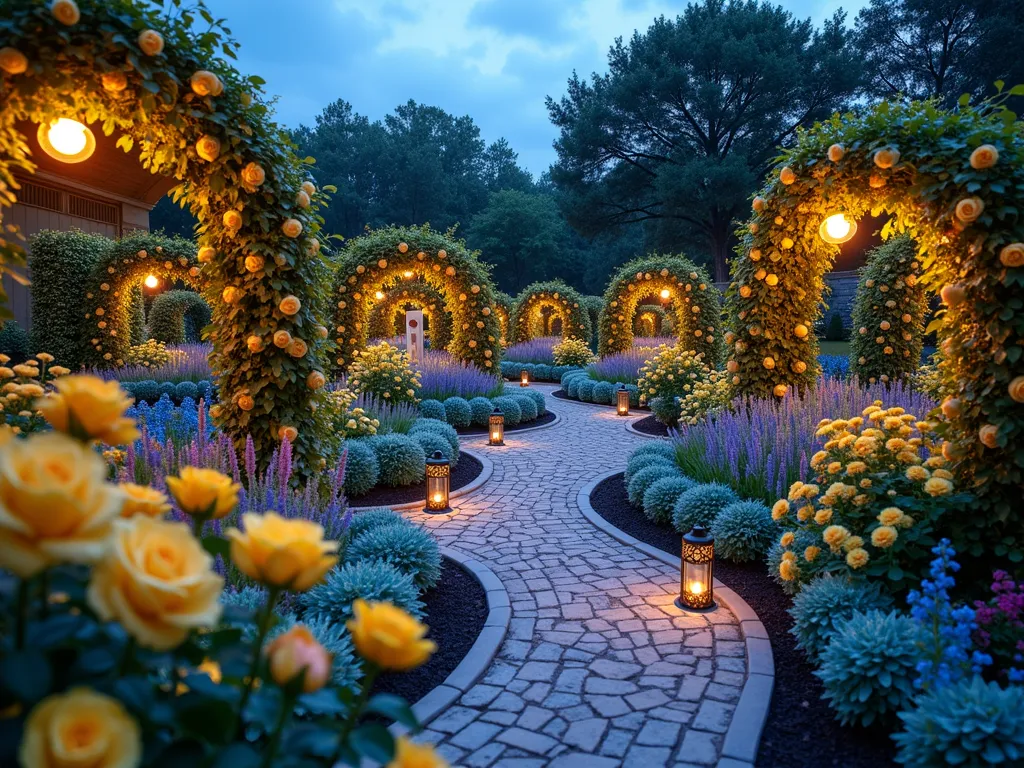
{"left": 493, "top": 290, "right": 513, "bottom": 345}
{"left": 633, "top": 304, "right": 666, "bottom": 337}
{"left": 149, "top": 290, "right": 212, "bottom": 346}
{"left": 728, "top": 95, "right": 1023, "bottom": 554}
{"left": 598, "top": 255, "right": 723, "bottom": 365}
{"left": 366, "top": 281, "right": 453, "bottom": 351}
{"left": 332, "top": 225, "right": 502, "bottom": 372}
{"left": 0, "top": 2, "right": 331, "bottom": 476}
{"left": 509, "top": 280, "right": 591, "bottom": 344}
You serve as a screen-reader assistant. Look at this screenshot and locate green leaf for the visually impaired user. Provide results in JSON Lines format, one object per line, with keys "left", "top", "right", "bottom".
{"left": 958, "top": 93, "right": 970, "bottom": 106}
{"left": 202, "top": 534, "right": 230, "bottom": 559}
{"left": 0, "top": 650, "right": 51, "bottom": 703}
{"left": 211, "top": 744, "right": 261, "bottom": 768}
{"left": 366, "top": 693, "right": 419, "bottom": 729}
{"left": 178, "top": 697, "right": 236, "bottom": 744}
{"left": 350, "top": 723, "right": 395, "bottom": 763}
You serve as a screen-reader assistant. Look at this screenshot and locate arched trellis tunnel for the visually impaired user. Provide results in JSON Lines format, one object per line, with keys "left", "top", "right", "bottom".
{"left": 0, "top": 2, "right": 332, "bottom": 477}
{"left": 728, "top": 95, "right": 1023, "bottom": 557}
{"left": 508, "top": 280, "right": 592, "bottom": 345}
{"left": 366, "top": 281, "right": 453, "bottom": 351}
{"left": 633, "top": 304, "right": 666, "bottom": 337}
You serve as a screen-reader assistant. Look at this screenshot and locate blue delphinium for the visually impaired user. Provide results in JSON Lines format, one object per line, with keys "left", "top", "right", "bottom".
{"left": 817, "top": 354, "right": 850, "bottom": 379}
{"left": 907, "top": 539, "right": 991, "bottom": 692}
{"left": 127, "top": 393, "right": 212, "bottom": 445}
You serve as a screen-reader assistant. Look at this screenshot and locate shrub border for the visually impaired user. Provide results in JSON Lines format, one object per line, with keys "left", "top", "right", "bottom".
{"left": 350, "top": 447, "right": 493, "bottom": 512}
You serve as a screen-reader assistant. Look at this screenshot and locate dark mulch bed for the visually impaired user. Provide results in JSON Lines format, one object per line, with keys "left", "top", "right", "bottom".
{"left": 589, "top": 473, "right": 898, "bottom": 768}
{"left": 551, "top": 389, "right": 651, "bottom": 412}
{"left": 349, "top": 454, "right": 482, "bottom": 508}
{"left": 457, "top": 410, "right": 557, "bottom": 435}
{"left": 373, "top": 555, "right": 487, "bottom": 703}
{"left": 630, "top": 414, "right": 669, "bottom": 436}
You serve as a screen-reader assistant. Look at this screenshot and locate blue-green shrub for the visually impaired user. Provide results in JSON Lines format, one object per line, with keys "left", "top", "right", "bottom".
{"left": 894, "top": 675, "right": 1024, "bottom": 767}
{"left": 577, "top": 378, "right": 596, "bottom": 402}
{"left": 412, "top": 431, "right": 458, "bottom": 469}
{"left": 711, "top": 501, "right": 776, "bottom": 563}
{"left": 672, "top": 483, "right": 738, "bottom": 533}
{"left": 626, "top": 451, "right": 676, "bottom": 484}
{"left": 789, "top": 575, "right": 894, "bottom": 660}
{"left": 593, "top": 381, "right": 615, "bottom": 404}
{"left": 625, "top": 383, "right": 640, "bottom": 407}
{"left": 816, "top": 610, "right": 921, "bottom": 727}
{"left": 301, "top": 560, "right": 424, "bottom": 622}
{"left": 630, "top": 442, "right": 676, "bottom": 461}
{"left": 560, "top": 368, "right": 582, "bottom": 386}
{"left": 520, "top": 388, "right": 546, "bottom": 415}
{"left": 766, "top": 530, "right": 817, "bottom": 597}
{"left": 269, "top": 613, "right": 361, "bottom": 693}
{"left": 565, "top": 375, "right": 587, "bottom": 398}
{"left": 650, "top": 395, "right": 680, "bottom": 426}
{"left": 419, "top": 399, "right": 446, "bottom": 421}
{"left": 174, "top": 381, "right": 199, "bottom": 402}
{"left": 408, "top": 419, "right": 460, "bottom": 462}
{"left": 443, "top": 396, "right": 472, "bottom": 428}
{"left": 158, "top": 382, "right": 175, "bottom": 398}
{"left": 512, "top": 394, "right": 538, "bottom": 422}
{"left": 627, "top": 464, "right": 680, "bottom": 507}
{"left": 642, "top": 476, "right": 697, "bottom": 525}
{"left": 131, "top": 380, "right": 159, "bottom": 404}
{"left": 346, "top": 523, "right": 442, "bottom": 590}
{"left": 492, "top": 396, "right": 522, "bottom": 426}
{"left": 343, "top": 439, "right": 380, "bottom": 497}
{"left": 347, "top": 507, "right": 410, "bottom": 541}
{"left": 469, "top": 396, "right": 494, "bottom": 426}
{"left": 552, "top": 365, "right": 577, "bottom": 381}
{"left": 533, "top": 363, "right": 552, "bottom": 381}
{"left": 196, "top": 380, "right": 213, "bottom": 402}
{"left": 370, "top": 433, "right": 426, "bottom": 487}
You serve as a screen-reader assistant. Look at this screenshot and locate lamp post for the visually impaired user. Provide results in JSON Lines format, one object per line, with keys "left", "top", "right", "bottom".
{"left": 424, "top": 451, "right": 452, "bottom": 514}
{"left": 488, "top": 407, "right": 505, "bottom": 446}
{"left": 520, "top": 369, "right": 529, "bottom": 387}
{"left": 616, "top": 384, "right": 630, "bottom": 416}
{"left": 677, "top": 526, "right": 716, "bottom": 611}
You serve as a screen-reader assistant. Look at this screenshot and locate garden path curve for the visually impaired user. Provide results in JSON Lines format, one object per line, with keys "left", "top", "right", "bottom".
{"left": 400, "top": 385, "right": 766, "bottom": 768}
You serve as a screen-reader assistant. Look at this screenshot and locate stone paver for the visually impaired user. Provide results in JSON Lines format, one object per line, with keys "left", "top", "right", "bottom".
{"left": 404, "top": 387, "right": 748, "bottom": 765}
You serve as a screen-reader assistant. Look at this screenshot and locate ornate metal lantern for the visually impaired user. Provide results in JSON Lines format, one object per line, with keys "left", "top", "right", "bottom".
{"left": 677, "top": 526, "right": 716, "bottom": 611}
{"left": 616, "top": 384, "right": 630, "bottom": 416}
{"left": 520, "top": 369, "right": 530, "bottom": 387}
{"left": 488, "top": 407, "right": 505, "bottom": 446}
{"left": 424, "top": 451, "right": 451, "bottom": 513}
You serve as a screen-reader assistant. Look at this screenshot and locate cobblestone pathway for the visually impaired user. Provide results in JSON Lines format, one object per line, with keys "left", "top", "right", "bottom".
{"left": 402, "top": 386, "right": 750, "bottom": 768}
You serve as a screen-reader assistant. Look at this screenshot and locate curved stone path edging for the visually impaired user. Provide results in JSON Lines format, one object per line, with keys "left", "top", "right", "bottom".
{"left": 392, "top": 385, "right": 768, "bottom": 766}
{"left": 577, "top": 470, "right": 774, "bottom": 766}
{"left": 352, "top": 448, "right": 494, "bottom": 512}
{"left": 623, "top": 418, "right": 669, "bottom": 440}
{"left": 392, "top": 547, "right": 511, "bottom": 736}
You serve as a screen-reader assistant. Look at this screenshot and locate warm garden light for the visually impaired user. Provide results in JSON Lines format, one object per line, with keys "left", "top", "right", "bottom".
{"left": 488, "top": 406, "right": 504, "bottom": 446}
{"left": 424, "top": 451, "right": 451, "bottom": 513}
{"left": 659, "top": 289, "right": 671, "bottom": 300}
{"left": 374, "top": 290, "right": 385, "bottom": 300}
{"left": 616, "top": 384, "right": 629, "bottom": 416}
{"left": 819, "top": 213, "right": 857, "bottom": 245}
{"left": 678, "top": 525, "right": 716, "bottom": 611}
{"left": 37, "top": 118, "right": 96, "bottom": 163}
{"left": 520, "top": 369, "right": 529, "bottom": 387}
{"left": 144, "top": 274, "right": 160, "bottom": 289}
{"left": 403, "top": 270, "right": 414, "bottom": 278}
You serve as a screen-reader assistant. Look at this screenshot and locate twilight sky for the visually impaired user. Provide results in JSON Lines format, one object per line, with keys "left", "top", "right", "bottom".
{"left": 206, "top": 0, "right": 868, "bottom": 176}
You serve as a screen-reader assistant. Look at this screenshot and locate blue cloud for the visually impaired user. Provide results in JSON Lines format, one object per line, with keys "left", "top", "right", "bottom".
{"left": 468, "top": 0, "right": 582, "bottom": 42}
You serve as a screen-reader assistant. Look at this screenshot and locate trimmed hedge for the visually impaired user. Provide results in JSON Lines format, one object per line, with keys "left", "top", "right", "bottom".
{"left": 342, "top": 439, "right": 380, "bottom": 497}
{"left": 442, "top": 396, "right": 472, "bottom": 428}
{"left": 419, "top": 399, "right": 446, "bottom": 421}
{"left": 469, "top": 396, "right": 493, "bottom": 426}
{"left": 149, "top": 290, "right": 211, "bottom": 345}
{"left": 369, "top": 433, "right": 426, "bottom": 487}
{"left": 0, "top": 320, "right": 30, "bottom": 363}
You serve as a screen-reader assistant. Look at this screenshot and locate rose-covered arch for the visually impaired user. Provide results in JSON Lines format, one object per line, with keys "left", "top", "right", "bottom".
{"left": 598, "top": 255, "right": 723, "bottom": 365}
{"left": 82, "top": 232, "right": 201, "bottom": 367}
{"left": 508, "top": 281, "right": 591, "bottom": 344}
{"left": 0, "top": 1, "right": 332, "bottom": 477}
{"left": 633, "top": 304, "right": 666, "bottom": 337}
{"left": 493, "top": 290, "right": 513, "bottom": 345}
{"left": 728, "top": 95, "right": 1023, "bottom": 558}
{"left": 366, "top": 281, "right": 453, "bottom": 351}
{"left": 332, "top": 225, "right": 502, "bottom": 372}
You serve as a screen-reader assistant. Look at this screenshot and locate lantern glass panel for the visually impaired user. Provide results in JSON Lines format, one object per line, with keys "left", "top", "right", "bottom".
{"left": 488, "top": 408, "right": 504, "bottom": 445}
{"left": 424, "top": 451, "right": 451, "bottom": 512}
{"left": 679, "top": 527, "right": 715, "bottom": 610}
{"left": 616, "top": 386, "right": 630, "bottom": 416}
{"left": 520, "top": 369, "right": 529, "bottom": 387}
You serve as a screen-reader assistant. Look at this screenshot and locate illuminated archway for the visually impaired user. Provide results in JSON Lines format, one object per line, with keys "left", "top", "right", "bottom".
{"left": 332, "top": 225, "right": 502, "bottom": 372}
{"left": 367, "top": 281, "right": 453, "bottom": 350}
{"left": 509, "top": 281, "right": 592, "bottom": 344}
{"left": 149, "top": 290, "right": 211, "bottom": 346}
{"left": 633, "top": 304, "right": 665, "bottom": 337}
{"left": 728, "top": 95, "right": 1023, "bottom": 551}
{"left": 0, "top": 3, "right": 331, "bottom": 476}
{"left": 493, "top": 290, "right": 513, "bottom": 345}
{"left": 598, "top": 255, "right": 722, "bottom": 365}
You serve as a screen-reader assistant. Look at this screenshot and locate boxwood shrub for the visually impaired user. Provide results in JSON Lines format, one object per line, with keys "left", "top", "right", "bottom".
{"left": 520, "top": 388, "right": 546, "bottom": 416}
{"left": 408, "top": 418, "right": 460, "bottom": 456}
{"left": 672, "top": 482, "right": 738, "bottom": 533}
{"left": 576, "top": 378, "right": 596, "bottom": 402}
{"left": 0, "top": 320, "right": 30, "bottom": 363}
{"left": 789, "top": 574, "right": 894, "bottom": 660}
{"left": 342, "top": 439, "right": 380, "bottom": 497}
{"left": 711, "top": 501, "right": 776, "bottom": 562}
{"left": 345, "top": 523, "right": 442, "bottom": 590}
{"left": 370, "top": 433, "right": 426, "bottom": 487}
{"left": 469, "top": 396, "right": 493, "bottom": 426}
{"left": 512, "top": 394, "right": 538, "bottom": 422}
{"left": 346, "top": 507, "right": 410, "bottom": 540}
{"left": 627, "top": 464, "right": 680, "bottom": 507}
{"left": 625, "top": 452, "right": 676, "bottom": 485}
{"left": 492, "top": 395, "right": 522, "bottom": 426}
{"left": 412, "top": 431, "right": 458, "bottom": 468}
{"left": 419, "top": 399, "right": 446, "bottom": 421}
{"left": 442, "top": 396, "right": 472, "bottom": 428}
{"left": 643, "top": 476, "right": 697, "bottom": 525}
{"left": 300, "top": 559, "right": 424, "bottom": 623}
{"left": 533, "top": 363, "right": 552, "bottom": 381}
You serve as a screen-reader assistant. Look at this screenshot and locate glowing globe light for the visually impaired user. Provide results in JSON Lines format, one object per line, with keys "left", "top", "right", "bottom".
{"left": 374, "top": 290, "right": 385, "bottom": 300}
{"left": 403, "top": 270, "right": 414, "bottom": 279}
{"left": 144, "top": 274, "right": 160, "bottom": 289}
{"left": 37, "top": 118, "right": 96, "bottom": 163}
{"left": 659, "top": 289, "right": 671, "bottom": 300}
{"left": 818, "top": 213, "right": 857, "bottom": 245}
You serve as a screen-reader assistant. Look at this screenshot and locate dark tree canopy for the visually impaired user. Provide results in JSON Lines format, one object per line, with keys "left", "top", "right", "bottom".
{"left": 545, "top": 0, "right": 862, "bottom": 280}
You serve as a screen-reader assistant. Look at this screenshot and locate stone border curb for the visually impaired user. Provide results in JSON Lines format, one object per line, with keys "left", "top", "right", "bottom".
{"left": 576, "top": 469, "right": 774, "bottom": 767}
{"left": 351, "top": 447, "right": 493, "bottom": 512}
{"left": 456, "top": 408, "right": 563, "bottom": 442}
{"left": 624, "top": 417, "right": 669, "bottom": 440}
{"left": 391, "top": 546, "right": 511, "bottom": 735}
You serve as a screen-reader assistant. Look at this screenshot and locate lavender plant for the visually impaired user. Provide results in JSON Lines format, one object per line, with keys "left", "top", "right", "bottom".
{"left": 416, "top": 351, "right": 503, "bottom": 400}
{"left": 503, "top": 336, "right": 559, "bottom": 364}
{"left": 97, "top": 342, "right": 213, "bottom": 383}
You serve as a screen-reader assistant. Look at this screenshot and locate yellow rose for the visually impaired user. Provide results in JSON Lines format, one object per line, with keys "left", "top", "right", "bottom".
{"left": 0, "top": 433, "right": 122, "bottom": 576}
{"left": 222, "top": 286, "right": 241, "bottom": 304}
{"left": 878, "top": 507, "right": 903, "bottom": 526}
{"left": 191, "top": 69, "right": 223, "bottom": 97}
{"left": 119, "top": 483, "right": 171, "bottom": 518}
{"left": 999, "top": 243, "right": 1024, "bottom": 268}
{"left": 295, "top": 190, "right": 311, "bottom": 208}
{"left": 779, "top": 559, "right": 799, "bottom": 582}
{"left": 223, "top": 210, "right": 243, "bottom": 230}
{"left": 138, "top": 29, "right": 165, "bottom": 56}
{"left": 0, "top": 47, "right": 29, "bottom": 75}
{"left": 306, "top": 371, "right": 326, "bottom": 390}
{"left": 810, "top": 450, "right": 827, "bottom": 468}
{"left": 814, "top": 508, "right": 833, "bottom": 525}
{"left": 871, "top": 525, "right": 898, "bottom": 549}
{"left": 347, "top": 599, "right": 436, "bottom": 671}
{"left": 244, "top": 254, "right": 265, "bottom": 273}
{"left": 923, "top": 477, "right": 953, "bottom": 497}
{"left": 780, "top": 532, "right": 795, "bottom": 547}
{"left": 301, "top": 180, "right": 317, "bottom": 197}
{"left": 278, "top": 425, "right": 298, "bottom": 442}
{"left": 316, "top": 325, "right": 329, "bottom": 339}
{"left": 101, "top": 71, "right": 128, "bottom": 92}
{"left": 969, "top": 144, "right": 998, "bottom": 169}
{"left": 796, "top": 505, "right": 813, "bottom": 522}
{"left": 827, "top": 143, "right": 844, "bottom": 162}
{"left": 21, "top": 688, "right": 141, "bottom": 768}
{"left": 387, "top": 737, "right": 449, "bottom": 768}
{"left": 165, "top": 467, "right": 240, "bottom": 521}
{"left": 1009, "top": 376, "right": 1024, "bottom": 404}
{"left": 282, "top": 218, "right": 303, "bottom": 238}
{"left": 771, "top": 499, "right": 789, "bottom": 520}
{"left": 236, "top": 394, "right": 255, "bottom": 412}
{"left": 241, "top": 162, "right": 266, "bottom": 187}
{"left": 247, "top": 335, "right": 265, "bottom": 353}
{"left": 227, "top": 512, "right": 338, "bottom": 591}
{"left": 955, "top": 196, "right": 984, "bottom": 223}
{"left": 36, "top": 375, "right": 139, "bottom": 445}
{"left": 50, "top": 0, "right": 80, "bottom": 25}
{"left": 846, "top": 547, "right": 869, "bottom": 569}
{"left": 873, "top": 146, "right": 900, "bottom": 169}
{"left": 279, "top": 295, "right": 301, "bottom": 315}
{"left": 804, "top": 546, "right": 821, "bottom": 562}
{"left": 779, "top": 166, "right": 796, "bottom": 185}
{"left": 845, "top": 461, "right": 867, "bottom": 475}
{"left": 288, "top": 338, "right": 308, "bottom": 358}
{"left": 88, "top": 517, "right": 223, "bottom": 650}
{"left": 273, "top": 330, "right": 292, "bottom": 348}
{"left": 979, "top": 424, "right": 999, "bottom": 449}
{"left": 267, "top": 625, "right": 332, "bottom": 693}
{"left": 198, "top": 245, "right": 216, "bottom": 263}
{"left": 823, "top": 525, "right": 850, "bottom": 551}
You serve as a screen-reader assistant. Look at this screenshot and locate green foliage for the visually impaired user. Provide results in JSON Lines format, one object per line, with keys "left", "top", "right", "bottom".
{"left": 598, "top": 255, "right": 724, "bottom": 364}
{"left": 124, "top": 339, "right": 172, "bottom": 369}
{"left": 511, "top": 393, "right": 538, "bottom": 422}
{"left": 492, "top": 395, "right": 522, "bottom": 426}
{"left": 419, "top": 399, "right": 446, "bottom": 421}
{"left": 129, "top": 285, "right": 146, "bottom": 345}
{"left": 711, "top": 501, "right": 776, "bottom": 563}
{"left": 520, "top": 388, "right": 546, "bottom": 415}
{"left": 0, "top": 320, "right": 29, "bottom": 363}
{"left": 366, "top": 281, "right": 452, "bottom": 351}
{"left": 411, "top": 431, "right": 458, "bottom": 469}
{"left": 576, "top": 378, "right": 596, "bottom": 402}
{"left": 816, "top": 610, "right": 921, "bottom": 727}
{"left": 650, "top": 396, "right": 681, "bottom": 426}
{"left": 469, "top": 396, "right": 494, "bottom": 426}
{"left": 347, "top": 342, "right": 421, "bottom": 406}
{"left": 369, "top": 433, "right": 425, "bottom": 487}
{"left": 510, "top": 280, "right": 592, "bottom": 344}
{"left": 552, "top": 338, "right": 595, "bottom": 367}
{"left": 346, "top": 507, "right": 411, "bottom": 541}
{"left": 638, "top": 345, "right": 722, "bottom": 426}
{"left": 592, "top": 380, "right": 615, "bottom": 404}
{"left": 631, "top": 441, "right": 677, "bottom": 461}
{"left": 27, "top": 230, "right": 106, "bottom": 368}
{"left": 849, "top": 237, "right": 925, "bottom": 384}
{"left": 149, "top": 290, "right": 211, "bottom": 345}
{"left": 301, "top": 560, "right": 424, "bottom": 623}
{"left": 767, "top": 529, "right": 819, "bottom": 597}
{"left": 825, "top": 312, "right": 846, "bottom": 341}
{"left": 342, "top": 439, "right": 380, "bottom": 497}
{"left": 642, "top": 476, "right": 697, "bottom": 525}
{"left": 408, "top": 418, "right": 460, "bottom": 459}
{"left": 442, "top": 396, "right": 472, "bottom": 428}
{"left": 346, "top": 523, "right": 442, "bottom": 590}
{"left": 625, "top": 453, "right": 676, "bottom": 485}
{"left": 672, "top": 483, "right": 739, "bottom": 533}
{"left": 789, "top": 574, "right": 895, "bottom": 660}
{"left": 627, "top": 464, "right": 679, "bottom": 507}
{"left": 893, "top": 675, "right": 1024, "bottom": 767}
{"left": 565, "top": 373, "right": 588, "bottom": 398}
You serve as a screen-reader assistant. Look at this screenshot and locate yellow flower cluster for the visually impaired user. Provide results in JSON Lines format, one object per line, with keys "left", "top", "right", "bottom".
{"left": 124, "top": 338, "right": 172, "bottom": 369}
{"left": 347, "top": 342, "right": 421, "bottom": 405}
{"left": 327, "top": 387, "right": 380, "bottom": 437}
{"left": 677, "top": 367, "right": 731, "bottom": 426}
{"left": 552, "top": 337, "right": 595, "bottom": 368}
{"left": 638, "top": 345, "right": 712, "bottom": 404}
{"left": 0, "top": 352, "right": 70, "bottom": 435}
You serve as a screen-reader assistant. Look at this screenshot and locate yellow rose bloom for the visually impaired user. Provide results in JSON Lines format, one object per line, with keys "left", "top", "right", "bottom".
{"left": 804, "top": 546, "right": 821, "bottom": 562}
{"left": 823, "top": 525, "right": 850, "bottom": 550}
{"left": 780, "top": 532, "right": 795, "bottom": 547}
{"left": 771, "top": 499, "right": 789, "bottom": 521}
{"left": 845, "top": 461, "right": 867, "bottom": 475}
{"left": 347, "top": 599, "right": 436, "bottom": 671}
{"left": 924, "top": 455, "right": 945, "bottom": 469}
{"left": 932, "top": 468, "right": 954, "bottom": 480}
{"left": 800, "top": 484, "right": 820, "bottom": 498}
{"left": 846, "top": 548, "right": 869, "bottom": 569}
{"left": 814, "top": 508, "right": 834, "bottom": 525}
{"left": 227, "top": 512, "right": 339, "bottom": 591}
{"left": 0, "top": 433, "right": 123, "bottom": 577}
{"left": 924, "top": 477, "right": 953, "bottom": 497}
{"left": 88, "top": 517, "right": 224, "bottom": 650}
{"left": 779, "top": 559, "right": 799, "bottom": 582}
{"left": 878, "top": 507, "right": 903, "bottom": 526}
{"left": 905, "top": 466, "right": 929, "bottom": 482}
{"left": 36, "top": 375, "right": 139, "bottom": 445}
{"left": 119, "top": 482, "right": 171, "bottom": 518}
{"left": 165, "top": 467, "right": 240, "bottom": 521}
{"left": 787, "top": 481, "right": 805, "bottom": 501}
{"left": 827, "top": 461, "right": 842, "bottom": 475}
{"left": 871, "top": 526, "right": 898, "bottom": 549}
{"left": 843, "top": 535, "right": 865, "bottom": 552}
{"left": 797, "top": 505, "right": 814, "bottom": 522}
{"left": 387, "top": 736, "right": 450, "bottom": 768}
{"left": 20, "top": 688, "right": 141, "bottom": 768}
{"left": 810, "top": 450, "right": 827, "bottom": 468}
